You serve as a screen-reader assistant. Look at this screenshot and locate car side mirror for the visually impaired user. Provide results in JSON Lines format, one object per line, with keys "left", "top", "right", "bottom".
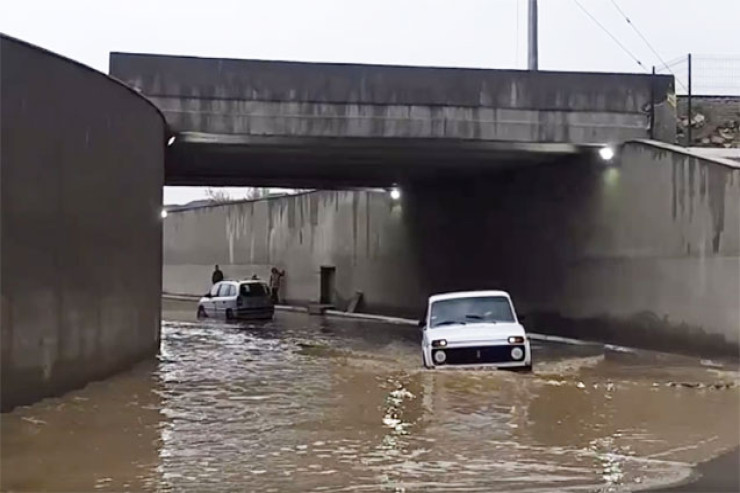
{"left": 206, "top": 293, "right": 212, "bottom": 298}
{"left": 418, "top": 319, "right": 426, "bottom": 329}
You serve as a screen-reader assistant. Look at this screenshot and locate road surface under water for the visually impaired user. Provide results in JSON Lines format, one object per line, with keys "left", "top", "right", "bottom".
{"left": 2, "top": 299, "right": 739, "bottom": 492}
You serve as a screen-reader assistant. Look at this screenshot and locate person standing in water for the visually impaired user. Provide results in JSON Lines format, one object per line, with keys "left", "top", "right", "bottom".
{"left": 269, "top": 267, "right": 285, "bottom": 304}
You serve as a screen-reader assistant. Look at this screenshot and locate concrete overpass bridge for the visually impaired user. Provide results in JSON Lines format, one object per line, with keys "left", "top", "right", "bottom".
{"left": 109, "top": 53, "right": 675, "bottom": 188}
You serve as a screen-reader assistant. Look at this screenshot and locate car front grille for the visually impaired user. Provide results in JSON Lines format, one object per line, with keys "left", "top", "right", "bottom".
{"left": 436, "top": 345, "right": 525, "bottom": 365}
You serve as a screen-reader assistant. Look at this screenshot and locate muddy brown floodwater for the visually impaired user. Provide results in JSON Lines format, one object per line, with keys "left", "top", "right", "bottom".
{"left": 2, "top": 300, "right": 739, "bottom": 492}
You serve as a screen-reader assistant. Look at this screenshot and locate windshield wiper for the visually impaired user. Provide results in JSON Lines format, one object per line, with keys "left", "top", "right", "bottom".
{"left": 465, "top": 314, "right": 496, "bottom": 323}
{"left": 434, "top": 320, "right": 465, "bottom": 326}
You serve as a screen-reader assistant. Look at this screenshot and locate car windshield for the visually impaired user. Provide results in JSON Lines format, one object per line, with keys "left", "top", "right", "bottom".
{"left": 240, "top": 283, "right": 268, "bottom": 297}
{"left": 429, "top": 296, "right": 515, "bottom": 327}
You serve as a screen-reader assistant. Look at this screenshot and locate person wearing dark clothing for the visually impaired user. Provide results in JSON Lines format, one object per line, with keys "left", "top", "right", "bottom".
{"left": 269, "top": 267, "right": 285, "bottom": 304}
{"left": 211, "top": 265, "right": 224, "bottom": 284}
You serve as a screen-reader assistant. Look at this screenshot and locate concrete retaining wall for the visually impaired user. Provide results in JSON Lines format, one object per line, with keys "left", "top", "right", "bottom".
{"left": 164, "top": 191, "right": 421, "bottom": 315}
{"left": 163, "top": 141, "right": 739, "bottom": 357}
{"left": 0, "top": 35, "right": 166, "bottom": 411}
{"left": 527, "top": 142, "right": 739, "bottom": 355}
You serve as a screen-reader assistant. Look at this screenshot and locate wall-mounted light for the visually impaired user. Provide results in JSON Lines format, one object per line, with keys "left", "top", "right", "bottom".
{"left": 167, "top": 135, "right": 176, "bottom": 147}
{"left": 599, "top": 146, "right": 615, "bottom": 161}
{"left": 389, "top": 188, "right": 401, "bottom": 201}
{"left": 160, "top": 209, "right": 168, "bottom": 219}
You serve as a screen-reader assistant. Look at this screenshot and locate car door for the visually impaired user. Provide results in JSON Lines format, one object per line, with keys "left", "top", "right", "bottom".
{"left": 223, "top": 283, "right": 238, "bottom": 316}
{"left": 205, "top": 283, "right": 221, "bottom": 317}
{"left": 239, "top": 283, "right": 262, "bottom": 310}
{"left": 251, "top": 283, "right": 270, "bottom": 308}
{"left": 215, "top": 283, "right": 233, "bottom": 318}
{"left": 238, "top": 283, "right": 254, "bottom": 311}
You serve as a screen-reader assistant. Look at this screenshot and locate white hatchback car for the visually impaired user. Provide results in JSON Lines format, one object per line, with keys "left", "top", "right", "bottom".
{"left": 420, "top": 290, "right": 532, "bottom": 371}
{"left": 197, "top": 280, "right": 274, "bottom": 321}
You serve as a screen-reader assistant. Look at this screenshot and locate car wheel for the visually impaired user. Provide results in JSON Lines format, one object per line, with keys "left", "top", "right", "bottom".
{"left": 197, "top": 306, "right": 207, "bottom": 319}
{"left": 225, "top": 309, "right": 234, "bottom": 320}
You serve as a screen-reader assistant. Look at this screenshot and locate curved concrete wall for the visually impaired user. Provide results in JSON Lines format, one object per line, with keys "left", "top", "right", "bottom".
{"left": 1, "top": 35, "right": 166, "bottom": 411}
{"left": 164, "top": 142, "right": 739, "bottom": 358}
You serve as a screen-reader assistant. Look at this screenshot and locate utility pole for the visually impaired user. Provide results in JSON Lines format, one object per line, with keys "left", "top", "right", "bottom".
{"left": 650, "top": 66, "right": 656, "bottom": 139}
{"left": 528, "top": 0, "right": 539, "bottom": 71}
{"left": 687, "top": 53, "right": 693, "bottom": 146}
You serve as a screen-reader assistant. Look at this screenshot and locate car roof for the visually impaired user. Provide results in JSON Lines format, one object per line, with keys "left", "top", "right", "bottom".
{"left": 429, "top": 290, "right": 511, "bottom": 303}
{"left": 217, "top": 280, "right": 266, "bottom": 285}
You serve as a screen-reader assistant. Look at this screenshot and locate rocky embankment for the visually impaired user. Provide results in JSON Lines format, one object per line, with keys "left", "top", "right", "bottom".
{"left": 677, "top": 96, "right": 740, "bottom": 148}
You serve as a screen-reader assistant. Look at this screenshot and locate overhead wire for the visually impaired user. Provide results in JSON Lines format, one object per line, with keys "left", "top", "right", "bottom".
{"left": 570, "top": 0, "right": 647, "bottom": 71}
{"left": 608, "top": 0, "right": 688, "bottom": 91}
{"left": 662, "top": 55, "right": 688, "bottom": 68}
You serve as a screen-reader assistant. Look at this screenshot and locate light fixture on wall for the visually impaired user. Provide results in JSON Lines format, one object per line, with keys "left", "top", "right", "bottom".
{"left": 167, "top": 135, "right": 176, "bottom": 147}
{"left": 161, "top": 209, "right": 169, "bottom": 219}
{"left": 389, "top": 187, "right": 401, "bottom": 201}
{"left": 599, "top": 146, "right": 615, "bottom": 161}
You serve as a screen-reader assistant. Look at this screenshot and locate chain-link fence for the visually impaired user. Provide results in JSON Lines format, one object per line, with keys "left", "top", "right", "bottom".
{"left": 655, "top": 54, "right": 740, "bottom": 147}
{"left": 657, "top": 54, "right": 740, "bottom": 96}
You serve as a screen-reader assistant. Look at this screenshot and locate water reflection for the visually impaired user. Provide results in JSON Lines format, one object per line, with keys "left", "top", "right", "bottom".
{"left": 1, "top": 309, "right": 738, "bottom": 492}
{"left": 1, "top": 362, "right": 164, "bottom": 491}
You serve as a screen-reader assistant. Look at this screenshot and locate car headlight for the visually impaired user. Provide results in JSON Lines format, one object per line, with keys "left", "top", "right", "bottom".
{"left": 433, "top": 350, "right": 447, "bottom": 364}
{"left": 431, "top": 339, "right": 447, "bottom": 348}
{"left": 508, "top": 336, "right": 525, "bottom": 344}
{"left": 510, "top": 347, "right": 525, "bottom": 360}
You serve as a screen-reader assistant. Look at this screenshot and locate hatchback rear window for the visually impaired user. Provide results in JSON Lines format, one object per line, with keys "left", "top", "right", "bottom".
{"left": 240, "top": 283, "right": 268, "bottom": 297}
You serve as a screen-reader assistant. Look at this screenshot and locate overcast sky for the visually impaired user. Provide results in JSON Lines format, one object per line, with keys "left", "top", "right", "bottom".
{"left": 3, "top": 0, "right": 738, "bottom": 204}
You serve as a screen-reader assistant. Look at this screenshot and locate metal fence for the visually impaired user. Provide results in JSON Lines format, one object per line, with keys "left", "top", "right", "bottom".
{"left": 657, "top": 54, "right": 740, "bottom": 96}
{"left": 655, "top": 54, "right": 740, "bottom": 147}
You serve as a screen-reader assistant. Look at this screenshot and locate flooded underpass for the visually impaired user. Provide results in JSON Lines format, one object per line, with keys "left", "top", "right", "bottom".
{"left": 2, "top": 300, "right": 739, "bottom": 492}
